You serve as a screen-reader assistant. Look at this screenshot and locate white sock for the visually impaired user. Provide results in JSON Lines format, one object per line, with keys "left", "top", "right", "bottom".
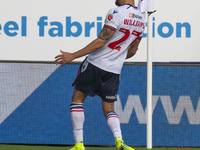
{"left": 70, "top": 103, "right": 85, "bottom": 143}
{"left": 106, "top": 112, "right": 122, "bottom": 139}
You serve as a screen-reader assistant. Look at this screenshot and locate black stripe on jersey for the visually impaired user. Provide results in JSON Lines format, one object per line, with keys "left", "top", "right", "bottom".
{"left": 122, "top": 4, "right": 137, "bottom": 9}
{"left": 127, "top": 5, "right": 132, "bottom": 9}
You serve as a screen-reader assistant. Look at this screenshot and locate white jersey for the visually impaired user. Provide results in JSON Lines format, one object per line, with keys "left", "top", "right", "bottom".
{"left": 87, "top": 4, "right": 146, "bottom": 74}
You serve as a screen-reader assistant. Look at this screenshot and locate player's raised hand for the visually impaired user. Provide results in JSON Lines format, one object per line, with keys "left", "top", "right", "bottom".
{"left": 55, "top": 50, "right": 75, "bottom": 66}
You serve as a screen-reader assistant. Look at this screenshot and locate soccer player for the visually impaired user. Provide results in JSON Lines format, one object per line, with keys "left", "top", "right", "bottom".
{"left": 55, "top": 0, "right": 145, "bottom": 149}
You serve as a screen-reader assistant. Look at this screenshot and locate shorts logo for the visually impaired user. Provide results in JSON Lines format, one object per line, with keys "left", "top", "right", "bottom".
{"left": 106, "top": 95, "right": 116, "bottom": 100}
{"left": 108, "top": 14, "right": 113, "bottom": 21}
{"left": 81, "top": 60, "right": 89, "bottom": 73}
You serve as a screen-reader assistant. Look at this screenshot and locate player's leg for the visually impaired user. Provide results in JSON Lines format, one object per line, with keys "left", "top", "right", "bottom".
{"left": 72, "top": 87, "right": 87, "bottom": 103}
{"left": 102, "top": 100, "right": 135, "bottom": 150}
{"left": 70, "top": 59, "right": 93, "bottom": 150}
{"left": 69, "top": 88, "right": 87, "bottom": 150}
{"left": 102, "top": 100, "right": 122, "bottom": 139}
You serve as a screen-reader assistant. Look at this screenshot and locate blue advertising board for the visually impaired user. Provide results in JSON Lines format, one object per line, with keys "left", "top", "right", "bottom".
{"left": 0, "top": 63, "right": 199, "bottom": 146}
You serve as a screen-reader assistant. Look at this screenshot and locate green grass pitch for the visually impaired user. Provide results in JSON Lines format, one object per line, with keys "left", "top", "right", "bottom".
{"left": 0, "top": 145, "right": 200, "bottom": 150}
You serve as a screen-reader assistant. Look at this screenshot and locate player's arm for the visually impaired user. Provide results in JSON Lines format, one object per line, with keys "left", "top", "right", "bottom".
{"left": 55, "top": 26, "right": 115, "bottom": 66}
{"left": 126, "top": 38, "right": 142, "bottom": 59}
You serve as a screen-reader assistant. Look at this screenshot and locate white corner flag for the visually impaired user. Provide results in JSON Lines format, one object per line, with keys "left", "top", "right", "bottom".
{"left": 138, "top": 0, "right": 154, "bottom": 13}
{"left": 138, "top": 0, "right": 155, "bottom": 150}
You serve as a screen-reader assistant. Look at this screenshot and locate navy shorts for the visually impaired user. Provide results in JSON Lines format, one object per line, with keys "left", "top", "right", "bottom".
{"left": 72, "top": 59, "right": 120, "bottom": 102}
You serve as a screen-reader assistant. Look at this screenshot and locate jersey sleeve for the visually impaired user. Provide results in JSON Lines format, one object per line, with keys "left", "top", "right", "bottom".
{"left": 138, "top": 32, "right": 143, "bottom": 39}
{"left": 104, "top": 8, "right": 122, "bottom": 31}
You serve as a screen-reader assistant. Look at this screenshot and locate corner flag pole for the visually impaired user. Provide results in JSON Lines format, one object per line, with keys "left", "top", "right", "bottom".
{"left": 147, "top": 11, "right": 153, "bottom": 150}
{"left": 147, "top": 6, "right": 156, "bottom": 149}
{"left": 137, "top": 0, "right": 155, "bottom": 149}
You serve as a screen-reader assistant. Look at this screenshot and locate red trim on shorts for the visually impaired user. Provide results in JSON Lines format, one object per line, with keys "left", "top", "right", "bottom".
{"left": 76, "top": 69, "right": 81, "bottom": 78}
{"left": 104, "top": 25, "right": 116, "bottom": 31}
{"left": 74, "top": 69, "right": 81, "bottom": 88}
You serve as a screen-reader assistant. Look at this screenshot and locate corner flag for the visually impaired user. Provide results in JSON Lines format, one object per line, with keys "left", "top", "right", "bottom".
{"left": 137, "top": 0, "right": 155, "bottom": 150}
{"left": 138, "top": 0, "right": 154, "bottom": 13}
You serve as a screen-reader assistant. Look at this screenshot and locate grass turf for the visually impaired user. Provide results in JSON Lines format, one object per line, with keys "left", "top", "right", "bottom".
{"left": 0, "top": 145, "right": 200, "bottom": 150}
